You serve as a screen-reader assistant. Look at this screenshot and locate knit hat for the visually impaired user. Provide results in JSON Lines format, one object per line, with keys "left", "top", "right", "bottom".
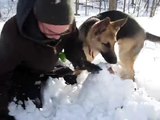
{"left": 34, "top": 0, "right": 74, "bottom": 25}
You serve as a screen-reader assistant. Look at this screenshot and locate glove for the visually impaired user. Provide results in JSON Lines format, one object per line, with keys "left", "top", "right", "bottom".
{"left": 63, "top": 74, "right": 77, "bottom": 85}
{"left": 10, "top": 66, "right": 48, "bottom": 109}
{"left": 10, "top": 74, "right": 47, "bottom": 109}
{"left": 44, "top": 66, "right": 77, "bottom": 85}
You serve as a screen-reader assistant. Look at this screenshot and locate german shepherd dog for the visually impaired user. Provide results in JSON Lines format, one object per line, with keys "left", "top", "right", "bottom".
{"left": 78, "top": 10, "right": 160, "bottom": 80}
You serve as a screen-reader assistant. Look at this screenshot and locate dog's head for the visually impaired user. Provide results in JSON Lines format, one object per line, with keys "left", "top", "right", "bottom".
{"left": 86, "top": 17, "right": 127, "bottom": 64}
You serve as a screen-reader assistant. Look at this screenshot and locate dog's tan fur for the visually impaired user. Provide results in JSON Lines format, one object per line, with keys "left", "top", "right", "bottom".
{"left": 83, "top": 17, "right": 127, "bottom": 62}
{"left": 84, "top": 24, "right": 145, "bottom": 80}
{"left": 80, "top": 17, "right": 146, "bottom": 80}
{"left": 79, "top": 11, "right": 160, "bottom": 80}
{"left": 117, "top": 30, "right": 145, "bottom": 79}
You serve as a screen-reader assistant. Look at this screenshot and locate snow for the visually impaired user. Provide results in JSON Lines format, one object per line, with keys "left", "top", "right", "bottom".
{"left": 0, "top": 22, "right": 4, "bottom": 33}
{"left": 7, "top": 63, "right": 160, "bottom": 120}
{"left": 135, "top": 41, "right": 160, "bottom": 100}
{"left": 1, "top": 6, "right": 160, "bottom": 120}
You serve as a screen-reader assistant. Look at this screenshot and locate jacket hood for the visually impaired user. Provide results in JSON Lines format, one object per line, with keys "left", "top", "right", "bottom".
{"left": 16, "top": 0, "right": 55, "bottom": 44}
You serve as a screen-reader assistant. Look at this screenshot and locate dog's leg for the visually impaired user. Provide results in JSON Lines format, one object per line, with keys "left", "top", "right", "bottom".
{"left": 117, "top": 32, "right": 145, "bottom": 80}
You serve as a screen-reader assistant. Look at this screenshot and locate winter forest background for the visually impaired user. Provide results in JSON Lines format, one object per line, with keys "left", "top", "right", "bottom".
{"left": 1, "top": 0, "right": 160, "bottom": 21}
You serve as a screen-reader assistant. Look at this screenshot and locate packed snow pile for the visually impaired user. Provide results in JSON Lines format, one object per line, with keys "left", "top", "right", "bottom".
{"left": 8, "top": 63, "right": 160, "bottom": 120}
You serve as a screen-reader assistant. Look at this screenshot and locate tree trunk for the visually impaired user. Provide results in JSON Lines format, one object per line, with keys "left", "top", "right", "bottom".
{"left": 150, "top": 0, "right": 157, "bottom": 17}
{"left": 131, "top": 0, "right": 135, "bottom": 6}
{"left": 123, "top": 0, "right": 127, "bottom": 12}
{"left": 109, "top": 0, "right": 117, "bottom": 10}
{"left": 137, "top": 0, "right": 142, "bottom": 17}
{"left": 85, "top": 0, "right": 88, "bottom": 16}
{"left": 144, "top": 0, "right": 150, "bottom": 13}
{"left": 99, "top": 0, "right": 102, "bottom": 13}
{"left": 75, "top": 0, "right": 80, "bottom": 15}
{"left": 103, "top": 0, "right": 108, "bottom": 10}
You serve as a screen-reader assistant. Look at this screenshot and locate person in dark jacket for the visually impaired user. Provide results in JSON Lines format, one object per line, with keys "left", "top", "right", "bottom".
{"left": 0, "top": 0, "right": 101, "bottom": 119}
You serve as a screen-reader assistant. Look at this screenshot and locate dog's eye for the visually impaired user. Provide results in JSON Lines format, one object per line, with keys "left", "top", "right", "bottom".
{"left": 102, "top": 42, "right": 111, "bottom": 48}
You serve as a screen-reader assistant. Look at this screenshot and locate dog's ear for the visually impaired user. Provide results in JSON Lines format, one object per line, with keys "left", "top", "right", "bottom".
{"left": 93, "top": 17, "right": 111, "bottom": 34}
{"left": 112, "top": 17, "right": 128, "bottom": 31}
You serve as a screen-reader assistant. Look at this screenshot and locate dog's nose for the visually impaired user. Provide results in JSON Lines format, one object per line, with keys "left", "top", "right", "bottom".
{"left": 106, "top": 57, "right": 117, "bottom": 64}
{"left": 101, "top": 52, "right": 117, "bottom": 64}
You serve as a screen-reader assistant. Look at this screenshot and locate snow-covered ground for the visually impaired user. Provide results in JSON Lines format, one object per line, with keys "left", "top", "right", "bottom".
{"left": 1, "top": 10, "right": 160, "bottom": 120}
{"left": 0, "top": 22, "right": 4, "bottom": 33}
{"left": 8, "top": 64, "right": 160, "bottom": 120}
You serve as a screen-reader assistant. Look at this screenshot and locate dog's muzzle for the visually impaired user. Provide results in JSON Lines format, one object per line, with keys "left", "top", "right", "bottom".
{"left": 101, "top": 51, "right": 117, "bottom": 64}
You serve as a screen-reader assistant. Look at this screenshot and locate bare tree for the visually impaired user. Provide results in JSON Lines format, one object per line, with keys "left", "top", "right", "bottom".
{"left": 85, "top": 0, "right": 88, "bottom": 16}
{"left": 99, "top": 0, "right": 102, "bottom": 13}
{"left": 123, "top": 0, "right": 127, "bottom": 12}
{"left": 150, "top": 0, "right": 159, "bottom": 17}
{"left": 109, "top": 0, "right": 117, "bottom": 10}
{"left": 137, "top": 0, "right": 142, "bottom": 16}
{"left": 131, "top": 0, "right": 135, "bottom": 6}
{"left": 75, "top": 0, "right": 80, "bottom": 15}
{"left": 103, "top": 0, "right": 108, "bottom": 10}
{"left": 144, "top": 0, "right": 150, "bottom": 13}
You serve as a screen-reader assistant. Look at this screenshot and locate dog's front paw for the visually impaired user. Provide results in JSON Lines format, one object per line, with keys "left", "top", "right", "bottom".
{"left": 84, "top": 61, "right": 102, "bottom": 73}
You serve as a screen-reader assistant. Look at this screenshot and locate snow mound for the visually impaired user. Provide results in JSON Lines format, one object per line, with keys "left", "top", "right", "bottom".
{"left": 8, "top": 63, "right": 160, "bottom": 120}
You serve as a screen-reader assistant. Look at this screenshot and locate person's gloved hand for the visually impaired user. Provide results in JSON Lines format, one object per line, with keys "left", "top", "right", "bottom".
{"left": 63, "top": 74, "right": 77, "bottom": 85}
{"left": 10, "top": 70, "right": 48, "bottom": 109}
{"left": 10, "top": 79, "right": 44, "bottom": 109}
{"left": 44, "top": 66, "right": 77, "bottom": 85}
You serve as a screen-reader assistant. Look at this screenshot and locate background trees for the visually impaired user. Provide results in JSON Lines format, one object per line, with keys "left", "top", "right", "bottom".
{"left": 0, "top": 0, "right": 160, "bottom": 21}
{"left": 74, "top": 0, "right": 160, "bottom": 17}
{"left": 109, "top": 0, "right": 117, "bottom": 10}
